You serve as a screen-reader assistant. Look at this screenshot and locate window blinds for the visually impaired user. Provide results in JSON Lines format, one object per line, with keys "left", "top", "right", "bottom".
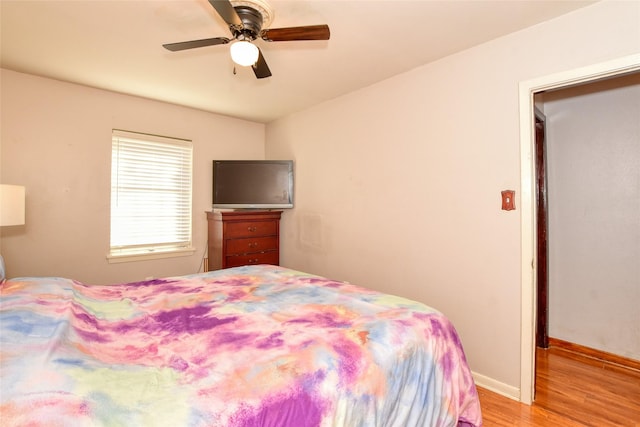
{"left": 110, "top": 130, "right": 193, "bottom": 257}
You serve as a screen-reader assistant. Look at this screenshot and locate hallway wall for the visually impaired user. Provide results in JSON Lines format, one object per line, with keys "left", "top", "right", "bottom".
{"left": 543, "top": 73, "right": 640, "bottom": 360}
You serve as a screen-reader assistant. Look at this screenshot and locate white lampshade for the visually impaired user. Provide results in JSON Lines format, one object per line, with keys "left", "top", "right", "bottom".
{"left": 0, "top": 184, "right": 25, "bottom": 226}
{"left": 230, "top": 41, "right": 259, "bottom": 66}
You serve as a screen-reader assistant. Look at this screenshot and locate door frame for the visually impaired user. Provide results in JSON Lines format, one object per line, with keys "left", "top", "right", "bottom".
{"left": 518, "top": 53, "right": 640, "bottom": 404}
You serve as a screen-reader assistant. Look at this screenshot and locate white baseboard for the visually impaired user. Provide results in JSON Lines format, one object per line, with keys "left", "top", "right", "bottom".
{"left": 472, "top": 371, "right": 521, "bottom": 402}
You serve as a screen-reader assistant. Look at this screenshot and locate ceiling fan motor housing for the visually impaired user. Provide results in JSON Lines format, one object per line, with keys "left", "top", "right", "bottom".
{"left": 232, "top": 6, "right": 263, "bottom": 40}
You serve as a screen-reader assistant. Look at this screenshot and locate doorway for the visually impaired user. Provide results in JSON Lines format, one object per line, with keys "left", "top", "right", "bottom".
{"left": 532, "top": 72, "right": 640, "bottom": 400}
{"left": 518, "top": 54, "right": 640, "bottom": 405}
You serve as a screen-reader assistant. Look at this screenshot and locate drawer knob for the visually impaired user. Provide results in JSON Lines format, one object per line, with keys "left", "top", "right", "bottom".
{"left": 248, "top": 226, "right": 257, "bottom": 232}
{"left": 248, "top": 242, "right": 258, "bottom": 248}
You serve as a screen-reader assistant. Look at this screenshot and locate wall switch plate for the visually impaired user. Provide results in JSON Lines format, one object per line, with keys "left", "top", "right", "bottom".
{"left": 501, "top": 190, "right": 515, "bottom": 211}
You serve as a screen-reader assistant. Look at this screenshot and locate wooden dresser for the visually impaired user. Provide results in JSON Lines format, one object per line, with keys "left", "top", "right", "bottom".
{"left": 206, "top": 210, "right": 282, "bottom": 271}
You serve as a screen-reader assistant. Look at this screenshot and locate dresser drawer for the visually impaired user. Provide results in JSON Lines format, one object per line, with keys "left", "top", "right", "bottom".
{"left": 225, "top": 221, "right": 278, "bottom": 238}
{"left": 207, "top": 210, "right": 282, "bottom": 271}
{"left": 225, "top": 251, "right": 279, "bottom": 268}
{"left": 226, "top": 236, "right": 278, "bottom": 255}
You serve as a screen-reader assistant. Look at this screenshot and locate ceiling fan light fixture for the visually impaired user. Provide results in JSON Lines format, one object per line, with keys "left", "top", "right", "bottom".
{"left": 230, "top": 40, "right": 259, "bottom": 66}
{"left": 163, "top": 0, "right": 329, "bottom": 78}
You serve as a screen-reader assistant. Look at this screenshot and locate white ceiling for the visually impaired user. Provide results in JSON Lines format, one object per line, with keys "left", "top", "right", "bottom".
{"left": 1, "top": 0, "right": 596, "bottom": 123}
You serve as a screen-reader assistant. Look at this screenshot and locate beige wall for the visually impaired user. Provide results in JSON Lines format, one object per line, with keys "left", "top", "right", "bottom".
{"left": 543, "top": 74, "right": 640, "bottom": 360}
{"left": 0, "top": 69, "right": 265, "bottom": 284}
{"left": 266, "top": 0, "right": 640, "bottom": 397}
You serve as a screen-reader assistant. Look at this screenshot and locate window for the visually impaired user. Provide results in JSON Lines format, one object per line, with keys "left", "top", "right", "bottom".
{"left": 109, "top": 130, "right": 194, "bottom": 262}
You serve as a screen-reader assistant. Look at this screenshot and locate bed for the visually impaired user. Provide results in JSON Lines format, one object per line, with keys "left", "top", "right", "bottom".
{"left": 1, "top": 264, "right": 482, "bottom": 426}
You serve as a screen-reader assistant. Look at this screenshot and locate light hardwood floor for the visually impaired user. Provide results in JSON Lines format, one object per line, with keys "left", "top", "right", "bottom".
{"left": 477, "top": 346, "right": 640, "bottom": 426}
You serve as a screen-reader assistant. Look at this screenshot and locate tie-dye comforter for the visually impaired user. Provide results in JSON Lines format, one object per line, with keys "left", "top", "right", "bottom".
{"left": 1, "top": 265, "right": 481, "bottom": 426}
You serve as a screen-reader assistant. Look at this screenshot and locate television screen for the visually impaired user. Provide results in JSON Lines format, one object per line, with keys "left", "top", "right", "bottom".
{"left": 212, "top": 160, "right": 294, "bottom": 209}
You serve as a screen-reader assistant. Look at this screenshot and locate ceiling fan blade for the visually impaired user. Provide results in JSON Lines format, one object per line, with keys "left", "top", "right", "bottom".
{"left": 261, "top": 24, "right": 330, "bottom": 42}
{"left": 208, "top": 0, "right": 243, "bottom": 28}
{"left": 163, "top": 37, "right": 230, "bottom": 52}
{"left": 252, "top": 48, "right": 272, "bottom": 79}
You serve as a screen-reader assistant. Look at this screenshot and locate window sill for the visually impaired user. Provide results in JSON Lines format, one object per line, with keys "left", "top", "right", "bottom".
{"left": 107, "top": 247, "right": 196, "bottom": 264}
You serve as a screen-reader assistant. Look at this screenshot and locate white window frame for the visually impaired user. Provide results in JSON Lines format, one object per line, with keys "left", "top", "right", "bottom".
{"left": 108, "top": 129, "right": 195, "bottom": 263}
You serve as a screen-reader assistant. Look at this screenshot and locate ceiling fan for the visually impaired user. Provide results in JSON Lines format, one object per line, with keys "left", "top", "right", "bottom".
{"left": 163, "top": 0, "right": 330, "bottom": 79}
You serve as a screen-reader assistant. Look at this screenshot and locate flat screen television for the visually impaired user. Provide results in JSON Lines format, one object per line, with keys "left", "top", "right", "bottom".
{"left": 212, "top": 160, "right": 294, "bottom": 209}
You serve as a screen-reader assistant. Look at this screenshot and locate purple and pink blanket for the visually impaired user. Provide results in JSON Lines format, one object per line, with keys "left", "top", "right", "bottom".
{"left": 1, "top": 265, "right": 481, "bottom": 426}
